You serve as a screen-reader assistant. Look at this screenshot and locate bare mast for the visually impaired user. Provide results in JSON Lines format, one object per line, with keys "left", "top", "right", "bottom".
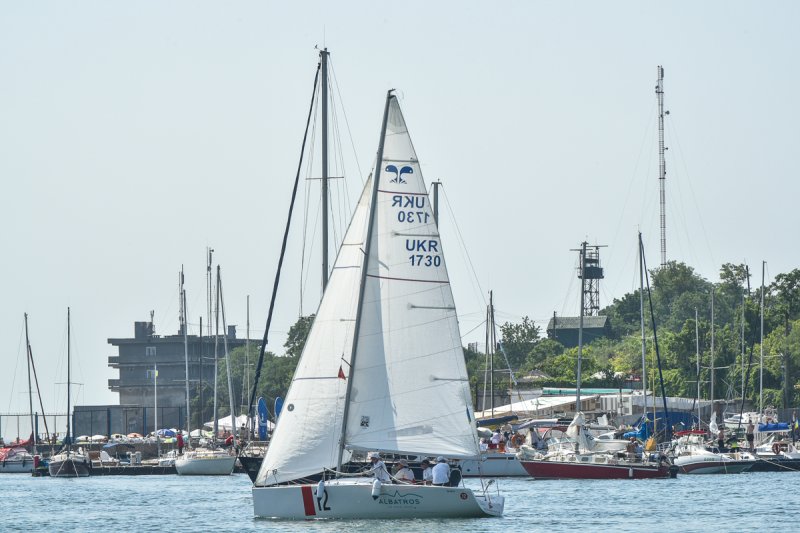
{"left": 24, "top": 314, "right": 36, "bottom": 455}
{"left": 321, "top": 48, "right": 330, "bottom": 291}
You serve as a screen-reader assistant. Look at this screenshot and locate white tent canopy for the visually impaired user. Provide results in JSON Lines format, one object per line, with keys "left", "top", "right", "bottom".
{"left": 203, "top": 414, "right": 274, "bottom": 432}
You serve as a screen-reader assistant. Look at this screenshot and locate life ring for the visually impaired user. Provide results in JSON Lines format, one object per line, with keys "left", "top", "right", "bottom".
{"left": 772, "top": 443, "right": 782, "bottom": 455}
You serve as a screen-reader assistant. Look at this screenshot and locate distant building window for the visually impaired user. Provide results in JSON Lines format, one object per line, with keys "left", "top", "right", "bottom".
{"left": 145, "top": 346, "right": 156, "bottom": 357}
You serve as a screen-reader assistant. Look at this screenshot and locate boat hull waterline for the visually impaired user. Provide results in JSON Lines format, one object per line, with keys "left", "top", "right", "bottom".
{"left": 48, "top": 458, "right": 90, "bottom": 478}
{"left": 252, "top": 480, "right": 504, "bottom": 519}
{"left": 520, "top": 459, "right": 671, "bottom": 479}
{"left": 673, "top": 456, "right": 754, "bottom": 474}
{"left": 175, "top": 454, "right": 235, "bottom": 475}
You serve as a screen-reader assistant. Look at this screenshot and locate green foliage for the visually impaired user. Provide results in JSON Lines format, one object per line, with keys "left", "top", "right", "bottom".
{"left": 498, "top": 316, "right": 540, "bottom": 369}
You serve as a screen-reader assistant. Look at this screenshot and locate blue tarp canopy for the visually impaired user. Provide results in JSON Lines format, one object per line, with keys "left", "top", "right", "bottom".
{"left": 625, "top": 412, "right": 696, "bottom": 440}
{"left": 759, "top": 422, "right": 790, "bottom": 432}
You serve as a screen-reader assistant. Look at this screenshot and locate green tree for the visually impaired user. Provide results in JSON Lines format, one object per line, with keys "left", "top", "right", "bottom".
{"left": 498, "top": 316, "right": 540, "bottom": 370}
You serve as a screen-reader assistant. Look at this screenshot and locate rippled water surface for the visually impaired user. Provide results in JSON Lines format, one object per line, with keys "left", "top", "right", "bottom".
{"left": 2, "top": 472, "right": 798, "bottom": 532}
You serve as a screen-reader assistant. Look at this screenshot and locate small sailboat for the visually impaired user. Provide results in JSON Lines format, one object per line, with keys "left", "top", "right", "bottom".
{"left": 1, "top": 314, "right": 42, "bottom": 474}
{"left": 48, "top": 308, "right": 90, "bottom": 478}
{"left": 175, "top": 268, "right": 236, "bottom": 476}
{"left": 251, "top": 91, "right": 504, "bottom": 519}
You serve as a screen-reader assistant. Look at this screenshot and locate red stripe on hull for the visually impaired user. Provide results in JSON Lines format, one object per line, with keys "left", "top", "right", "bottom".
{"left": 301, "top": 485, "right": 317, "bottom": 516}
{"left": 520, "top": 460, "right": 670, "bottom": 479}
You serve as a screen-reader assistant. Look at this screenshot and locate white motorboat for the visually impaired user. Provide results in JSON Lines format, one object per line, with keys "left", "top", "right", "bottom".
{"left": 175, "top": 448, "right": 235, "bottom": 475}
{"left": 252, "top": 87, "right": 503, "bottom": 519}
{"left": 671, "top": 432, "right": 755, "bottom": 474}
{"left": 0, "top": 447, "right": 37, "bottom": 473}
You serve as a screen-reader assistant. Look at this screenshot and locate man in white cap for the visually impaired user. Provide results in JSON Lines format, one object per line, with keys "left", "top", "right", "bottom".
{"left": 431, "top": 456, "right": 450, "bottom": 486}
{"left": 367, "top": 452, "right": 391, "bottom": 482}
{"left": 394, "top": 459, "right": 415, "bottom": 484}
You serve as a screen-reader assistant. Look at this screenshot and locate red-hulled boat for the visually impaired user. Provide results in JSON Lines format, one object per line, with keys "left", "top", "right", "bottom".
{"left": 519, "top": 453, "right": 673, "bottom": 479}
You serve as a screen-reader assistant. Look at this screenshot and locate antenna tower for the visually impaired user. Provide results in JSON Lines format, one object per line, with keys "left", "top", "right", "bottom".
{"left": 656, "top": 65, "right": 667, "bottom": 266}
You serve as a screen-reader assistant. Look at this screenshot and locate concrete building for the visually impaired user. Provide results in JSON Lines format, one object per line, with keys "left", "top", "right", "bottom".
{"left": 107, "top": 321, "right": 252, "bottom": 420}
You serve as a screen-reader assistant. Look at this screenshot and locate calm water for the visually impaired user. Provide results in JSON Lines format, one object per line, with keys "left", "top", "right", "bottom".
{"left": 1, "top": 472, "right": 798, "bottom": 532}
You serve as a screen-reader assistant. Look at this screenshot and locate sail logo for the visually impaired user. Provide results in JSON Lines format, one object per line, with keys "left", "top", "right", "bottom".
{"left": 386, "top": 164, "right": 413, "bottom": 184}
{"left": 377, "top": 490, "right": 423, "bottom": 506}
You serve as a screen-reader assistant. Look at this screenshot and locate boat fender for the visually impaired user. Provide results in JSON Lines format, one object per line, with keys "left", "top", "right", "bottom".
{"left": 371, "top": 479, "right": 382, "bottom": 500}
{"left": 772, "top": 443, "right": 781, "bottom": 455}
{"left": 628, "top": 468, "right": 633, "bottom": 478}
{"left": 316, "top": 480, "right": 325, "bottom": 500}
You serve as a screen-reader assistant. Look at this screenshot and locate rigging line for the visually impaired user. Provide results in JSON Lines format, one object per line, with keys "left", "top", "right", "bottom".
{"left": 300, "top": 85, "right": 322, "bottom": 315}
{"left": 440, "top": 185, "right": 487, "bottom": 309}
{"left": 328, "top": 57, "right": 364, "bottom": 186}
{"left": 6, "top": 318, "right": 25, "bottom": 414}
{"left": 460, "top": 318, "right": 488, "bottom": 340}
{"left": 328, "top": 83, "right": 353, "bottom": 246}
{"left": 246, "top": 61, "right": 321, "bottom": 423}
{"left": 607, "top": 101, "right": 658, "bottom": 272}
{"left": 667, "top": 118, "right": 716, "bottom": 267}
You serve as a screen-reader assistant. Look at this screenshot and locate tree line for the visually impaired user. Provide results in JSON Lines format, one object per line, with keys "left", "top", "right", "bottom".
{"left": 197, "top": 261, "right": 800, "bottom": 422}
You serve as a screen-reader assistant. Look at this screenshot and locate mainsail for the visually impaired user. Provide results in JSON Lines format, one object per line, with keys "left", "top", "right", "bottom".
{"left": 255, "top": 94, "right": 478, "bottom": 487}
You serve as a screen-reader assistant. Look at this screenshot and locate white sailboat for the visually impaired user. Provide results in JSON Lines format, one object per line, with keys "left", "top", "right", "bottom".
{"left": 252, "top": 92, "right": 504, "bottom": 519}
{"left": 48, "top": 308, "right": 91, "bottom": 477}
{"left": 175, "top": 267, "right": 236, "bottom": 476}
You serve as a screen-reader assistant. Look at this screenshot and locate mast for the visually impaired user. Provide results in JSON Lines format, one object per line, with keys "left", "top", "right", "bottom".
{"left": 695, "top": 308, "right": 700, "bottom": 425}
{"left": 207, "top": 247, "right": 213, "bottom": 337}
{"left": 432, "top": 180, "right": 441, "bottom": 227}
{"left": 489, "top": 291, "right": 495, "bottom": 418}
{"left": 245, "top": 295, "right": 251, "bottom": 416}
{"left": 710, "top": 288, "right": 715, "bottom": 407}
{"left": 656, "top": 65, "right": 667, "bottom": 266}
{"left": 181, "top": 268, "right": 191, "bottom": 443}
{"left": 576, "top": 241, "right": 587, "bottom": 412}
{"left": 336, "top": 90, "right": 393, "bottom": 473}
{"left": 639, "top": 232, "right": 647, "bottom": 411}
{"left": 760, "top": 261, "right": 765, "bottom": 413}
{"left": 218, "top": 266, "right": 238, "bottom": 443}
{"left": 741, "top": 267, "right": 747, "bottom": 402}
{"left": 66, "top": 307, "right": 71, "bottom": 455}
{"left": 213, "top": 267, "right": 220, "bottom": 440}
{"left": 24, "top": 314, "right": 36, "bottom": 455}
{"left": 321, "top": 47, "right": 330, "bottom": 291}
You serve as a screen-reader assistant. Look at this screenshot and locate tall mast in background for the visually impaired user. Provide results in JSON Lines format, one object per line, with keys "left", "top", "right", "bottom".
{"left": 656, "top": 65, "right": 667, "bottom": 266}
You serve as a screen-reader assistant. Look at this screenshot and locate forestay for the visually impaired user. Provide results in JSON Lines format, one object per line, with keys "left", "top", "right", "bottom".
{"left": 254, "top": 177, "right": 372, "bottom": 487}
{"left": 344, "top": 96, "right": 479, "bottom": 458}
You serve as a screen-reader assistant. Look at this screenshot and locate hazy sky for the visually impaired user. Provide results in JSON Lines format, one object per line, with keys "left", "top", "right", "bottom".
{"left": 2, "top": 1, "right": 798, "bottom": 439}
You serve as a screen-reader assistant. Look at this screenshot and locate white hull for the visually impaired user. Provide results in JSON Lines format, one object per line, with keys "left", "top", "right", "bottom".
{"left": 673, "top": 454, "right": 754, "bottom": 474}
{"left": 0, "top": 459, "right": 36, "bottom": 473}
{"left": 460, "top": 453, "right": 528, "bottom": 477}
{"left": 175, "top": 451, "right": 235, "bottom": 475}
{"left": 252, "top": 479, "right": 504, "bottom": 519}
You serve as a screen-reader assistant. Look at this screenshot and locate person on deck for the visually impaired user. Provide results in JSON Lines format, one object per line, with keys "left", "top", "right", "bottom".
{"left": 176, "top": 431, "right": 184, "bottom": 455}
{"left": 431, "top": 456, "right": 450, "bottom": 486}
{"left": 746, "top": 419, "right": 755, "bottom": 452}
{"left": 420, "top": 459, "right": 433, "bottom": 485}
{"left": 393, "top": 459, "right": 415, "bottom": 484}
{"left": 367, "top": 452, "right": 391, "bottom": 482}
{"left": 717, "top": 428, "right": 726, "bottom": 452}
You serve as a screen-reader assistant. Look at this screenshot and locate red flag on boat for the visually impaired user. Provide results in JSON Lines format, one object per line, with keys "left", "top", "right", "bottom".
{"left": 338, "top": 365, "right": 346, "bottom": 380}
